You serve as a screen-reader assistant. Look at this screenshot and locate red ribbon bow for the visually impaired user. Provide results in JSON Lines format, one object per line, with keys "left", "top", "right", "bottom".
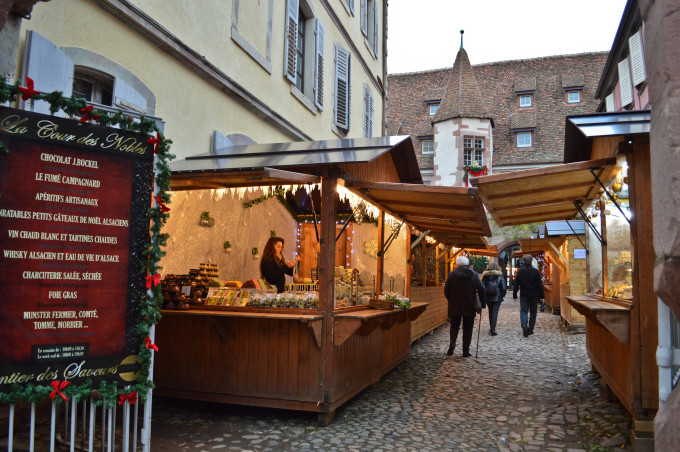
{"left": 19, "top": 77, "right": 41, "bottom": 101}
{"left": 144, "top": 337, "right": 159, "bottom": 352}
{"left": 147, "top": 134, "right": 161, "bottom": 154}
{"left": 145, "top": 273, "right": 161, "bottom": 289}
{"left": 153, "top": 195, "right": 170, "bottom": 213}
{"left": 79, "top": 105, "right": 101, "bottom": 123}
{"left": 49, "top": 380, "right": 70, "bottom": 401}
{"left": 118, "top": 391, "right": 137, "bottom": 405}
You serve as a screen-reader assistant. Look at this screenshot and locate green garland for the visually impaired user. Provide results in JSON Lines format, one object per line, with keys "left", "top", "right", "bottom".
{"left": 462, "top": 164, "right": 487, "bottom": 184}
{"left": 0, "top": 76, "right": 174, "bottom": 407}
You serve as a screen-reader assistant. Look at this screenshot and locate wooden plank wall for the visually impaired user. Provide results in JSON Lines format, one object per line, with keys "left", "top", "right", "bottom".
{"left": 626, "top": 138, "right": 658, "bottom": 414}
{"left": 410, "top": 287, "right": 448, "bottom": 341}
{"left": 586, "top": 318, "right": 633, "bottom": 415}
{"left": 154, "top": 315, "right": 323, "bottom": 408}
{"left": 331, "top": 316, "right": 411, "bottom": 407}
{"left": 338, "top": 153, "right": 400, "bottom": 183}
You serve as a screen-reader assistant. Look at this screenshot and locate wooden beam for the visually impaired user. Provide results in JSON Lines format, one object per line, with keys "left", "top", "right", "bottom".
{"left": 548, "top": 241, "right": 569, "bottom": 271}
{"left": 377, "top": 210, "right": 385, "bottom": 295}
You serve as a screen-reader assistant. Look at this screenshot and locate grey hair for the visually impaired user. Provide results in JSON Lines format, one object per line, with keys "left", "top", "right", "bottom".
{"left": 456, "top": 256, "right": 470, "bottom": 267}
{"left": 523, "top": 254, "right": 534, "bottom": 265}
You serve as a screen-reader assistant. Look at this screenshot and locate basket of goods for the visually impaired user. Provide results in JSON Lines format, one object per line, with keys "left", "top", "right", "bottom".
{"left": 369, "top": 297, "right": 395, "bottom": 310}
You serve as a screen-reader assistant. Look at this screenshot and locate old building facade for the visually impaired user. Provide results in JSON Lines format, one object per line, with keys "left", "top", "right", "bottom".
{"left": 387, "top": 51, "right": 608, "bottom": 184}
{"left": 4, "top": 0, "right": 387, "bottom": 160}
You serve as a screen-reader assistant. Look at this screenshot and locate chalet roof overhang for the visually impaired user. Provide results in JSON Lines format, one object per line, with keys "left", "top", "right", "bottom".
{"left": 340, "top": 180, "right": 491, "bottom": 249}
{"left": 169, "top": 135, "right": 422, "bottom": 190}
{"left": 564, "top": 110, "right": 650, "bottom": 163}
{"left": 470, "top": 158, "right": 621, "bottom": 227}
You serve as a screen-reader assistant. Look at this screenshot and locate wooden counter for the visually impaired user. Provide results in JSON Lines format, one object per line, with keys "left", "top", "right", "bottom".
{"left": 565, "top": 294, "right": 633, "bottom": 416}
{"left": 154, "top": 303, "right": 427, "bottom": 424}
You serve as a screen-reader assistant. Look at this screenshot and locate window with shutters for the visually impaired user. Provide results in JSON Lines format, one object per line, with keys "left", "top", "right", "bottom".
{"left": 363, "top": 84, "right": 373, "bottom": 138}
{"left": 21, "top": 31, "right": 155, "bottom": 116}
{"left": 284, "top": 0, "right": 325, "bottom": 112}
{"left": 628, "top": 30, "right": 646, "bottom": 86}
{"left": 618, "top": 57, "right": 634, "bottom": 107}
{"left": 333, "top": 43, "right": 351, "bottom": 132}
{"left": 361, "top": 0, "right": 379, "bottom": 58}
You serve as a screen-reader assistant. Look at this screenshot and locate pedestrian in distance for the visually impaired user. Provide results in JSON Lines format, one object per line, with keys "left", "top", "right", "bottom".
{"left": 481, "top": 262, "right": 506, "bottom": 336}
{"left": 444, "top": 255, "right": 486, "bottom": 357}
{"left": 512, "top": 254, "right": 545, "bottom": 337}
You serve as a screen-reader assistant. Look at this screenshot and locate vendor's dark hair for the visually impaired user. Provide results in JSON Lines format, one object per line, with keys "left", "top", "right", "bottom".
{"left": 260, "top": 237, "right": 285, "bottom": 275}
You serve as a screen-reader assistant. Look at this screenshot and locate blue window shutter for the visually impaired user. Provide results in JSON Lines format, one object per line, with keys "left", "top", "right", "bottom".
{"left": 284, "top": 0, "right": 299, "bottom": 83}
{"left": 314, "top": 19, "right": 325, "bottom": 110}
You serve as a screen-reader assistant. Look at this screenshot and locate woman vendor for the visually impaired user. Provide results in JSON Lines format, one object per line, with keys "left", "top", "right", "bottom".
{"left": 260, "top": 237, "right": 298, "bottom": 293}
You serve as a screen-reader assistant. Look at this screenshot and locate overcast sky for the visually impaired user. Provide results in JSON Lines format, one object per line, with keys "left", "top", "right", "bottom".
{"left": 386, "top": 0, "right": 628, "bottom": 74}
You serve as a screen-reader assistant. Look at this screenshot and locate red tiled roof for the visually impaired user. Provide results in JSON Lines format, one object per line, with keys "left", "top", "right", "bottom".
{"left": 432, "top": 48, "right": 491, "bottom": 123}
{"left": 386, "top": 52, "right": 608, "bottom": 168}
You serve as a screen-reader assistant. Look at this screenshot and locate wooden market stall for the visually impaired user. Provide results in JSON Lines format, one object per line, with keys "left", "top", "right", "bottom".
{"left": 153, "top": 136, "right": 492, "bottom": 424}
{"left": 472, "top": 111, "right": 657, "bottom": 443}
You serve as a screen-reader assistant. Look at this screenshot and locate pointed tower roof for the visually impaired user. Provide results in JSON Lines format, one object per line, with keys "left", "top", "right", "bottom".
{"left": 432, "top": 46, "right": 492, "bottom": 124}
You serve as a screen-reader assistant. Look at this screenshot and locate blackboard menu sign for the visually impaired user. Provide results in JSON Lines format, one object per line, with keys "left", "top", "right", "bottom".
{"left": 0, "top": 107, "right": 154, "bottom": 387}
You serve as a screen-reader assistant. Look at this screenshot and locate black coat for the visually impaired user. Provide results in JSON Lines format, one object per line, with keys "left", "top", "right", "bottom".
{"left": 261, "top": 256, "right": 293, "bottom": 293}
{"left": 444, "top": 266, "right": 486, "bottom": 317}
{"left": 512, "top": 265, "right": 545, "bottom": 299}
{"left": 481, "top": 269, "right": 506, "bottom": 303}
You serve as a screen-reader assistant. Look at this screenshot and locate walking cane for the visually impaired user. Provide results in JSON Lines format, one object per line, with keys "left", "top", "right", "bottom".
{"left": 475, "top": 309, "right": 482, "bottom": 358}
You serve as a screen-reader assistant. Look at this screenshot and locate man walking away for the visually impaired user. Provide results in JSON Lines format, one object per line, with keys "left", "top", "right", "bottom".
{"left": 512, "top": 254, "right": 545, "bottom": 337}
{"left": 444, "top": 256, "right": 486, "bottom": 357}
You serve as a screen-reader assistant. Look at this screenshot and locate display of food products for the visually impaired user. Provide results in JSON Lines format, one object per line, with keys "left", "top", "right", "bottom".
{"left": 249, "top": 292, "right": 319, "bottom": 309}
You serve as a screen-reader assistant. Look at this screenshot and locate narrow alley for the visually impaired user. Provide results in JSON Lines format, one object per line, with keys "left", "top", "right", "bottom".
{"left": 151, "top": 300, "right": 631, "bottom": 451}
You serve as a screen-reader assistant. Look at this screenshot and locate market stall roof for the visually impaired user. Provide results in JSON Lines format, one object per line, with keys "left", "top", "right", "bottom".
{"left": 169, "top": 135, "right": 422, "bottom": 190}
{"left": 469, "top": 158, "right": 621, "bottom": 227}
{"left": 341, "top": 180, "right": 491, "bottom": 249}
{"left": 545, "top": 220, "right": 586, "bottom": 236}
{"left": 564, "top": 110, "right": 650, "bottom": 162}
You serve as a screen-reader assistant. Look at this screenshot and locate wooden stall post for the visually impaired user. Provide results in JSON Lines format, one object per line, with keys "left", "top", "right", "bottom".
{"left": 376, "top": 210, "right": 385, "bottom": 295}
{"left": 601, "top": 200, "right": 609, "bottom": 296}
{"left": 318, "top": 168, "right": 338, "bottom": 425}
{"left": 406, "top": 226, "right": 411, "bottom": 297}
{"left": 435, "top": 246, "right": 440, "bottom": 286}
{"left": 421, "top": 240, "right": 427, "bottom": 286}
{"left": 626, "top": 138, "right": 658, "bottom": 420}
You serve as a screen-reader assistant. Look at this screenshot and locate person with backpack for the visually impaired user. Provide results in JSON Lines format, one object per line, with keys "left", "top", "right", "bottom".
{"left": 512, "top": 254, "right": 545, "bottom": 337}
{"left": 481, "top": 262, "right": 506, "bottom": 336}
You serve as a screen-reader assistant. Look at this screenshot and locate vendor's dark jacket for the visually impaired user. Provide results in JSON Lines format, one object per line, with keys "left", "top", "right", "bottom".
{"left": 512, "top": 265, "right": 545, "bottom": 299}
{"left": 444, "top": 266, "right": 486, "bottom": 317}
{"left": 261, "top": 256, "right": 293, "bottom": 293}
{"left": 481, "top": 269, "right": 506, "bottom": 303}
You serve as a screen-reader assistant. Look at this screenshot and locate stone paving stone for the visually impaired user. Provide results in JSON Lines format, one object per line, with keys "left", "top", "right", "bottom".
{"left": 150, "top": 301, "right": 632, "bottom": 451}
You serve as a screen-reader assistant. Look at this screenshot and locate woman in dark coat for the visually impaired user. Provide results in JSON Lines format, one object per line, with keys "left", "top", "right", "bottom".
{"left": 259, "top": 237, "right": 298, "bottom": 293}
{"left": 443, "top": 256, "right": 486, "bottom": 357}
{"left": 481, "top": 262, "right": 506, "bottom": 336}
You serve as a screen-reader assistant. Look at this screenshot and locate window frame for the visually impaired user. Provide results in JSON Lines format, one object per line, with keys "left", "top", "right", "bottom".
{"left": 566, "top": 90, "right": 582, "bottom": 104}
{"left": 428, "top": 103, "right": 439, "bottom": 116}
{"left": 519, "top": 94, "right": 533, "bottom": 108}
{"left": 516, "top": 131, "right": 533, "bottom": 148}
{"left": 420, "top": 138, "right": 434, "bottom": 155}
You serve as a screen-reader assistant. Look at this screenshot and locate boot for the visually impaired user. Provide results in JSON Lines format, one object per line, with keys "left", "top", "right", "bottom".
{"left": 446, "top": 343, "right": 455, "bottom": 356}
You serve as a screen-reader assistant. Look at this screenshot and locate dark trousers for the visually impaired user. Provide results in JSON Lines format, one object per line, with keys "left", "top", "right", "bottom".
{"left": 487, "top": 301, "right": 501, "bottom": 332}
{"left": 450, "top": 315, "right": 475, "bottom": 354}
{"left": 519, "top": 296, "right": 539, "bottom": 330}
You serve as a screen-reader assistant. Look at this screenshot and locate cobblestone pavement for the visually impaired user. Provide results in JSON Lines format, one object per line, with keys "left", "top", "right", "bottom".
{"left": 150, "top": 301, "right": 632, "bottom": 451}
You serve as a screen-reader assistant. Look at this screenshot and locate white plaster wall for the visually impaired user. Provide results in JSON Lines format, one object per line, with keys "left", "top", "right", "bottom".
{"left": 433, "top": 120, "right": 459, "bottom": 186}
{"left": 160, "top": 189, "right": 297, "bottom": 282}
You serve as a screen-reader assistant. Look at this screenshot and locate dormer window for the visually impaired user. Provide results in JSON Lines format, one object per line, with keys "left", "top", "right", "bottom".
{"left": 566, "top": 90, "right": 582, "bottom": 104}
{"left": 428, "top": 102, "right": 440, "bottom": 116}
{"left": 519, "top": 94, "right": 532, "bottom": 107}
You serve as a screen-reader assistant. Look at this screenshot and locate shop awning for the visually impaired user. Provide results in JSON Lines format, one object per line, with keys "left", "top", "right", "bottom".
{"left": 470, "top": 158, "right": 621, "bottom": 227}
{"left": 341, "top": 180, "right": 491, "bottom": 248}
{"left": 169, "top": 135, "right": 422, "bottom": 190}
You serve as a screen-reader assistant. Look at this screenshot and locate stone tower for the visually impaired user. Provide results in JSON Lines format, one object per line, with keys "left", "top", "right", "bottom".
{"left": 432, "top": 34, "right": 493, "bottom": 186}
